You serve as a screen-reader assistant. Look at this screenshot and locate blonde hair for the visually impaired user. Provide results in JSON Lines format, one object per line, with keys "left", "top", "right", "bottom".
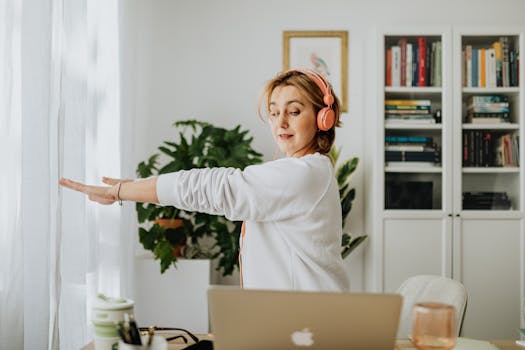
{"left": 258, "top": 70, "right": 341, "bottom": 154}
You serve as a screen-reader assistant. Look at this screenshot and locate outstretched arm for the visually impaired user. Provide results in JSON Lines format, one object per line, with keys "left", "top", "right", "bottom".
{"left": 59, "top": 176, "right": 159, "bottom": 205}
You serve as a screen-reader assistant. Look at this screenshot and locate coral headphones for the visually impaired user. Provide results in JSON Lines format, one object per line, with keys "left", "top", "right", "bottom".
{"left": 293, "top": 68, "right": 336, "bottom": 131}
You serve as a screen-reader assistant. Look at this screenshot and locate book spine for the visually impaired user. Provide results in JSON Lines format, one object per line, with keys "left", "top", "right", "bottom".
{"left": 487, "top": 48, "right": 496, "bottom": 88}
{"left": 413, "top": 45, "right": 419, "bottom": 86}
{"left": 472, "top": 48, "right": 478, "bottom": 87}
{"left": 406, "top": 43, "right": 413, "bottom": 87}
{"left": 418, "top": 37, "right": 427, "bottom": 86}
{"left": 399, "top": 38, "right": 407, "bottom": 86}
{"left": 392, "top": 46, "right": 401, "bottom": 87}
{"left": 466, "top": 45, "right": 472, "bottom": 87}
{"left": 435, "top": 41, "right": 442, "bottom": 87}
{"left": 492, "top": 41, "right": 503, "bottom": 87}
{"left": 480, "top": 48, "right": 486, "bottom": 88}
{"left": 501, "top": 36, "right": 510, "bottom": 87}
{"left": 386, "top": 48, "right": 392, "bottom": 86}
{"left": 469, "top": 95, "right": 508, "bottom": 103}
{"left": 385, "top": 99, "right": 431, "bottom": 106}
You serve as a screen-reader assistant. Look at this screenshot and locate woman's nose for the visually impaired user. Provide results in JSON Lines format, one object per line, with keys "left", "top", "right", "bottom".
{"left": 277, "top": 112, "right": 288, "bottom": 127}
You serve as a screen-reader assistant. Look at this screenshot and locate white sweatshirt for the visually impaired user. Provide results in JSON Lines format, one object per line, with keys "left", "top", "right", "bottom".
{"left": 156, "top": 153, "right": 350, "bottom": 292}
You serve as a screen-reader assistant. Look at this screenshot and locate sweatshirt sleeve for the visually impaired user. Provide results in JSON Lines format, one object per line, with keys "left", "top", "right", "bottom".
{"left": 156, "top": 157, "right": 331, "bottom": 222}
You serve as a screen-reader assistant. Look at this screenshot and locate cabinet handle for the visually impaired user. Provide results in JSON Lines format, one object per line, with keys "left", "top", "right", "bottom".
{"left": 448, "top": 213, "right": 453, "bottom": 217}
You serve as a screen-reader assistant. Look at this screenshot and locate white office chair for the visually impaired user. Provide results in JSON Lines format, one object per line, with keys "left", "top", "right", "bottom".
{"left": 396, "top": 275, "right": 468, "bottom": 339}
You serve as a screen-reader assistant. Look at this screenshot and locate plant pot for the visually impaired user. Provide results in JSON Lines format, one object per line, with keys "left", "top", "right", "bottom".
{"left": 154, "top": 218, "right": 186, "bottom": 257}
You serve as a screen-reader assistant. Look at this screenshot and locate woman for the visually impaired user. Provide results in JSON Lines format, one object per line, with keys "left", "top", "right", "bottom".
{"left": 60, "top": 69, "right": 349, "bottom": 292}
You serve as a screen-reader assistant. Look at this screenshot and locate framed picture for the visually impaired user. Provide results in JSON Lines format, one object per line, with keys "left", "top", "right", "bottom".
{"left": 283, "top": 30, "right": 348, "bottom": 112}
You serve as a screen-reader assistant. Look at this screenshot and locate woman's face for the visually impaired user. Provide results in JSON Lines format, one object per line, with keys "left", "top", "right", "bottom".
{"left": 268, "top": 85, "right": 317, "bottom": 157}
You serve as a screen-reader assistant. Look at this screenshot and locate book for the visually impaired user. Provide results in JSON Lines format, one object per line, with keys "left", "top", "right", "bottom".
{"left": 418, "top": 37, "right": 427, "bottom": 86}
{"left": 480, "top": 48, "right": 486, "bottom": 87}
{"left": 392, "top": 46, "right": 401, "bottom": 87}
{"left": 385, "top": 99, "right": 431, "bottom": 106}
{"left": 399, "top": 38, "right": 407, "bottom": 86}
{"left": 486, "top": 48, "right": 496, "bottom": 88}
{"left": 492, "top": 41, "right": 503, "bottom": 86}
{"left": 472, "top": 47, "right": 479, "bottom": 87}
{"left": 467, "top": 105, "right": 509, "bottom": 114}
{"left": 434, "top": 41, "right": 442, "bottom": 87}
{"left": 386, "top": 48, "right": 392, "bottom": 86}
{"left": 467, "top": 117, "right": 509, "bottom": 124}
{"left": 385, "top": 150, "right": 439, "bottom": 162}
{"left": 385, "top": 135, "right": 433, "bottom": 144}
{"left": 465, "top": 45, "right": 472, "bottom": 87}
{"left": 385, "top": 144, "right": 429, "bottom": 151}
{"left": 465, "top": 112, "right": 510, "bottom": 123}
{"left": 501, "top": 36, "right": 510, "bottom": 87}
{"left": 406, "top": 43, "right": 413, "bottom": 87}
{"left": 468, "top": 95, "right": 508, "bottom": 103}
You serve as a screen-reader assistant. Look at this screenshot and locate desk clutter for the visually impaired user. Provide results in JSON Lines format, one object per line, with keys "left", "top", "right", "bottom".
{"left": 91, "top": 294, "right": 213, "bottom": 350}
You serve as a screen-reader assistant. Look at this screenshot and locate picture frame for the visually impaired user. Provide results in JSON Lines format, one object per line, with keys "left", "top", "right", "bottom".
{"left": 283, "top": 30, "right": 348, "bottom": 112}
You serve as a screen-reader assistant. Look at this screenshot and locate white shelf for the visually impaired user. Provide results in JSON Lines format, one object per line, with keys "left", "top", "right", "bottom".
{"left": 462, "top": 87, "right": 520, "bottom": 94}
{"left": 386, "top": 124, "right": 442, "bottom": 130}
{"left": 462, "top": 123, "right": 519, "bottom": 130}
{"left": 385, "top": 86, "right": 442, "bottom": 94}
{"left": 385, "top": 165, "right": 442, "bottom": 173}
{"left": 462, "top": 166, "right": 520, "bottom": 173}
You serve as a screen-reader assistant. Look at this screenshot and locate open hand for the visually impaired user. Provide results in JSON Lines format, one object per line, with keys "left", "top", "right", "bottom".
{"left": 59, "top": 177, "right": 131, "bottom": 205}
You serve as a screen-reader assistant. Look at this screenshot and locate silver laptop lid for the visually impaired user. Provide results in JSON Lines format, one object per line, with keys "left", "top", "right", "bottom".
{"left": 208, "top": 286, "right": 402, "bottom": 350}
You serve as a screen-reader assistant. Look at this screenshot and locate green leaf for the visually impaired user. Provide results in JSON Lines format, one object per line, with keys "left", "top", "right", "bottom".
{"left": 341, "top": 235, "right": 367, "bottom": 259}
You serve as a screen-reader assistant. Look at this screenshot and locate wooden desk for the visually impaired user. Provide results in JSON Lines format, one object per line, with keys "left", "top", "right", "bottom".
{"left": 83, "top": 336, "right": 523, "bottom": 349}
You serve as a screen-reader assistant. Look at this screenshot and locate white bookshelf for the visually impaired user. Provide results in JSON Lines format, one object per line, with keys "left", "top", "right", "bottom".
{"left": 370, "top": 26, "right": 525, "bottom": 339}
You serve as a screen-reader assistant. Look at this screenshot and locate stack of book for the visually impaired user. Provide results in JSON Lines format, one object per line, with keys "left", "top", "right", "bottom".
{"left": 385, "top": 135, "right": 440, "bottom": 167}
{"left": 463, "top": 37, "right": 519, "bottom": 88}
{"left": 463, "top": 131, "right": 519, "bottom": 167}
{"left": 386, "top": 37, "right": 442, "bottom": 87}
{"left": 463, "top": 191, "right": 511, "bottom": 210}
{"left": 465, "top": 95, "right": 510, "bottom": 124}
{"left": 385, "top": 99, "right": 435, "bottom": 125}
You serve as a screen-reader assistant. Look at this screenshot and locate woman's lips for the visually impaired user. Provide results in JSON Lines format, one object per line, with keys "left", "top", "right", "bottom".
{"left": 279, "top": 134, "right": 293, "bottom": 140}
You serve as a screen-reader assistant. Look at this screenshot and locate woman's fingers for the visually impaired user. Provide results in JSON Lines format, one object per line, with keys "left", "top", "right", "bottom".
{"left": 59, "top": 178, "right": 88, "bottom": 193}
{"left": 60, "top": 177, "right": 116, "bottom": 204}
{"left": 102, "top": 177, "right": 132, "bottom": 185}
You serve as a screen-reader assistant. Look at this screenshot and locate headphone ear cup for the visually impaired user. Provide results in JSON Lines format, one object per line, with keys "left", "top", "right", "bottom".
{"left": 317, "top": 107, "right": 335, "bottom": 131}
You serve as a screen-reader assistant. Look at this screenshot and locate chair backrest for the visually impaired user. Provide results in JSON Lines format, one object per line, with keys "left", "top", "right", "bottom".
{"left": 396, "top": 275, "right": 468, "bottom": 339}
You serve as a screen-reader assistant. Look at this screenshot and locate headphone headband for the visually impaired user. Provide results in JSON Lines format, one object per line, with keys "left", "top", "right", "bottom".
{"left": 285, "top": 68, "right": 336, "bottom": 131}
{"left": 292, "top": 68, "right": 335, "bottom": 106}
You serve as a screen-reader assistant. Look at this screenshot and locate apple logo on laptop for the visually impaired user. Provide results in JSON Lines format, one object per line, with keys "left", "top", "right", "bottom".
{"left": 291, "top": 328, "right": 314, "bottom": 347}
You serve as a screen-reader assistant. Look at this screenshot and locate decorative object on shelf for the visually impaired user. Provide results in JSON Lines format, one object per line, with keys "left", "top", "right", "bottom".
{"left": 283, "top": 30, "right": 348, "bottom": 112}
{"left": 135, "top": 120, "right": 263, "bottom": 275}
{"left": 329, "top": 146, "right": 367, "bottom": 258}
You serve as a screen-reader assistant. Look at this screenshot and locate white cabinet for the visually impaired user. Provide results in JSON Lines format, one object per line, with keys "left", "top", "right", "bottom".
{"left": 370, "top": 27, "right": 525, "bottom": 339}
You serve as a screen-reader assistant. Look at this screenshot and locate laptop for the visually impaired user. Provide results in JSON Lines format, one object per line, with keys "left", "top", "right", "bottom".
{"left": 207, "top": 286, "right": 402, "bottom": 350}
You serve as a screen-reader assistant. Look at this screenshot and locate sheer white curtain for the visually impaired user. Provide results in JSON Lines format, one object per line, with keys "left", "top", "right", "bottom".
{"left": 1, "top": 0, "right": 133, "bottom": 348}
{"left": 0, "top": 0, "right": 23, "bottom": 348}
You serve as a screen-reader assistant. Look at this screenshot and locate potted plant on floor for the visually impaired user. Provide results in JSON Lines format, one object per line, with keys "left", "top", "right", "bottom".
{"left": 135, "top": 119, "right": 263, "bottom": 275}
{"left": 329, "top": 147, "right": 367, "bottom": 258}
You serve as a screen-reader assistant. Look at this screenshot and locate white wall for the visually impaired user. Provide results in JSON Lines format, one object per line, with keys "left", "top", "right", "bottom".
{"left": 120, "top": 0, "right": 525, "bottom": 291}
